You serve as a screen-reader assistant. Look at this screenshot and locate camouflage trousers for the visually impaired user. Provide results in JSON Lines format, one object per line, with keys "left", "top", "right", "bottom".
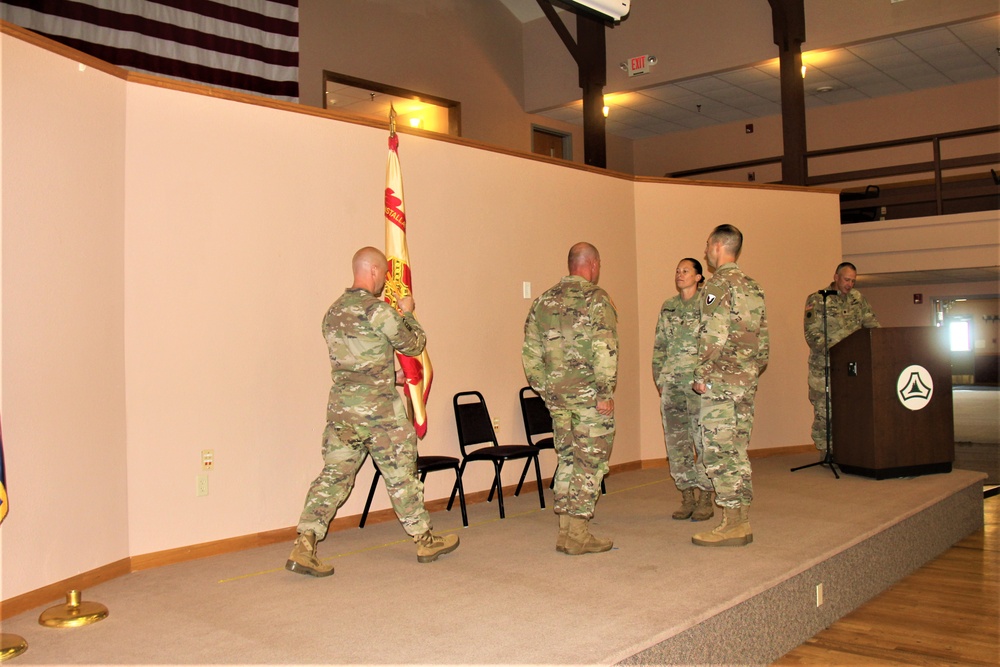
{"left": 660, "top": 380, "right": 711, "bottom": 492}
{"left": 297, "top": 402, "right": 430, "bottom": 540}
{"left": 696, "top": 391, "right": 755, "bottom": 509}
{"left": 549, "top": 405, "right": 614, "bottom": 519}
{"left": 808, "top": 363, "right": 829, "bottom": 450}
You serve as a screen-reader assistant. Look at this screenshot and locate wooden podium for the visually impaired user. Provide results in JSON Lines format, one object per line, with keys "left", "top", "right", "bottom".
{"left": 830, "top": 327, "right": 954, "bottom": 479}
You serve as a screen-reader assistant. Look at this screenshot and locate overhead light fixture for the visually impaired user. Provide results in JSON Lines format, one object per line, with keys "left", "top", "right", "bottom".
{"left": 563, "top": 0, "right": 631, "bottom": 21}
{"left": 816, "top": 86, "right": 834, "bottom": 93}
{"left": 409, "top": 118, "right": 423, "bottom": 128}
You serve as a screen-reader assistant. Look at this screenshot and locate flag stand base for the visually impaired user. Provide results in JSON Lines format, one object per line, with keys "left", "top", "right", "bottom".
{"left": 0, "top": 634, "right": 28, "bottom": 661}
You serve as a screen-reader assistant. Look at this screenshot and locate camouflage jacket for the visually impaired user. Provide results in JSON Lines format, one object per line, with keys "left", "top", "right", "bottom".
{"left": 804, "top": 284, "right": 879, "bottom": 366}
{"left": 324, "top": 288, "right": 426, "bottom": 414}
{"left": 522, "top": 275, "right": 618, "bottom": 409}
{"left": 652, "top": 291, "right": 701, "bottom": 387}
{"left": 694, "top": 263, "right": 769, "bottom": 392}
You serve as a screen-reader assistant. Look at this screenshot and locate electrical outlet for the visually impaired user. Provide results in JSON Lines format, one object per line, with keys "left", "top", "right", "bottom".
{"left": 492, "top": 418, "right": 500, "bottom": 431}
{"left": 816, "top": 583, "right": 824, "bottom": 607}
{"left": 196, "top": 474, "right": 209, "bottom": 497}
{"left": 201, "top": 449, "right": 214, "bottom": 471}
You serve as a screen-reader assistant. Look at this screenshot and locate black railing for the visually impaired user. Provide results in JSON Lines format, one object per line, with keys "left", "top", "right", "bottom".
{"left": 666, "top": 126, "right": 1000, "bottom": 222}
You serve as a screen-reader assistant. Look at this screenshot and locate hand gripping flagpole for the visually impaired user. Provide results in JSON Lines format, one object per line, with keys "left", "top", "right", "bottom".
{"left": 384, "top": 106, "right": 433, "bottom": 438}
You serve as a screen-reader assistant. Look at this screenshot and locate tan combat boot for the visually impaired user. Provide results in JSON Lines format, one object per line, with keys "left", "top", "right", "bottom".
{"left": 672, "top": 488, "right": 697, "bottom": 520}
{"left": 564, "top": 516, "right": 613, "bottom": 555}
{"left": 556, "top": 514, "right": 571, "bottom": 553}
{"left": 691, "top": 489, "right": 716, "bottom": 522}
{"left": 285, "top": 530, "right": 335, "bottom": 577}
{"left": 691, "top": 506, "right": 752, "bottom": 547}
{"left": 414, "top": 531, "right": 460, "bottom": 563}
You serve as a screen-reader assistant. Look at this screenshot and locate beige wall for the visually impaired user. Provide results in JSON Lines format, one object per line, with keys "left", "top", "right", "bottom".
{"left": 634, "top": 184, "right": 841, "bottom": 461}
{"left": 1, "top": 30, "right": 834, "bottom": 602}
{"left": 1, "top": 37, "right": 129, "bottom": 599}
{"left": 842, "top": 211, "right": 1000, "bottom": 275}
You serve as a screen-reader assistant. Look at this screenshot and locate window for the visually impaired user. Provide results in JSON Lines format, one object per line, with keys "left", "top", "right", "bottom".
{"left": 949, "top": 319, "right": 971, "bottom": 352}
{"left": 323, "top": 71, "right": 460, "bottom": 136}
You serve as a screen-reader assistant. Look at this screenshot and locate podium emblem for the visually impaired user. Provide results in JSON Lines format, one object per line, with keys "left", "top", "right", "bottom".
{"left": 896, "top": 365, "right": 934, "bottom": 410}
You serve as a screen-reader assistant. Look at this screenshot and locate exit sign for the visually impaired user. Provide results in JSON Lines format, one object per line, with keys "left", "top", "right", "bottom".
{"left": 628, "top": 54, "right": 651, "bottom": 77}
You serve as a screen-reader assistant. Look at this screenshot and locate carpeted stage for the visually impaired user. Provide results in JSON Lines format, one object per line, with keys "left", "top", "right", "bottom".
{"left": 2, "top": 452, "right": 985, "bottom": 665}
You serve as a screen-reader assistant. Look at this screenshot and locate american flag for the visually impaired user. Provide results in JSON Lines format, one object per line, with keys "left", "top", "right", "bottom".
{"left": 1, "top": 0, "right": 299, "bottom": 101}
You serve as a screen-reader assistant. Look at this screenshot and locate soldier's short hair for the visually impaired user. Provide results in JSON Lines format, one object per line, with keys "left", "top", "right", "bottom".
{"left": 682, "top": 257, "right": 705, "bottom": 285}
{"left": 568, "top": 242, "right": 599, "bottom": 271}
{"left": 836, "top": 261, "right": 857, "bottom": 274}
{"left": 710, "top": 224, "right": 743, "bottom": 257}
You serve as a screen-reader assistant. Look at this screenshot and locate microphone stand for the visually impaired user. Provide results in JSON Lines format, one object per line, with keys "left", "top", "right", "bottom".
{"left": 791, "top": 289, "right": 840, "bottom": 478}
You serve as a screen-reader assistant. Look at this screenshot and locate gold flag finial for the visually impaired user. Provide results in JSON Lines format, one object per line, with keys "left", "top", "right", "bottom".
{"left": 389, "top": 104, "right": 396, "bottom": 137}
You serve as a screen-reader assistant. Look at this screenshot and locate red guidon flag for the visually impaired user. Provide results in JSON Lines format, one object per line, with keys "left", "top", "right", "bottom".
{"left": 383, "top": 114, "right": 432, "bottom": 438}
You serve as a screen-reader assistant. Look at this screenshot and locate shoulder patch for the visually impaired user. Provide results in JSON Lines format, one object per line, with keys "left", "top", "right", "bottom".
{"left": 705, "top": 293, "right": 716, "bottom": 306}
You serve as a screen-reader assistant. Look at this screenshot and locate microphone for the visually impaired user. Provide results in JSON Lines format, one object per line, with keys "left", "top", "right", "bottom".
{"left": 819, "top": 289, "right": 838, "bottom": 297}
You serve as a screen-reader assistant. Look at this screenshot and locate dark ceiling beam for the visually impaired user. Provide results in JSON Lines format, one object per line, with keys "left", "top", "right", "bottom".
{"left": 536, "top": 0, "right": 611, "bottom": 168}
{"left": 768, "top": 0, "right": 808, "bottom": 186}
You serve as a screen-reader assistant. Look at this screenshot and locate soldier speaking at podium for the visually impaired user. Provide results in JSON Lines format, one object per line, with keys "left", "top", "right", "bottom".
{"left": 803, "top": 262, "right": 880, "bottom": 450}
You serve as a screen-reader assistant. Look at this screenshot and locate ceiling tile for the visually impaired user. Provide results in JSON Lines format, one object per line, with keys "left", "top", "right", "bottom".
{"left": 854, "top": 80, "right": 911, "bottom": 97}
{"left": 903, "top": 72, "right": 960, "bottom": 90}
{"left": 946, "top": 64, "right": 1000, "bottom": 83}
{"left": 534, "top": 16, "right": 998, "bottom": 140}
{"left": 674, "top": 77, "right": 731, "bottom": 93}
{"left": 715, "top": 68, "right": 775, "bottom": 85}
{"left": 848, "top": 39, "right": 912, "bottom": 60}
{"left": 896, "top": 27, "right": 960, "bottom": 50}
{"left": 947, "top": 16, "right": 1000, "bottom": 41}
{"left": 741, "top": 79, "right": 783, "bottom": 102}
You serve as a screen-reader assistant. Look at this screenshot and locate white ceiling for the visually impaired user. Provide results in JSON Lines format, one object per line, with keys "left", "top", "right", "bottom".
{"left": 499, "top": 2, "right": 999, "bottom": 139}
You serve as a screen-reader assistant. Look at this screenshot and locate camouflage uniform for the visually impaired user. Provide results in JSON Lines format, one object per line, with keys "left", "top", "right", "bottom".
{"left": 694, "top": 263, "right": 768, "bottom": 510}
{"left": 522, "top": 276, "right": 618, "bottom": 519}
{"left": 804, "top": 285, "right": 879, "bottom": 449}
{"left": 297, "top": 287, "right": 431, "bottom": 540}
{"left": 652, "top": 292, "right": 711, "bottom": 493}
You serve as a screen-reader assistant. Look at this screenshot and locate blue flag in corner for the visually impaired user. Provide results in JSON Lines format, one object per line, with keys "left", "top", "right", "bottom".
{"left": 0, "top": 416, "right": 7, "bottom": 524}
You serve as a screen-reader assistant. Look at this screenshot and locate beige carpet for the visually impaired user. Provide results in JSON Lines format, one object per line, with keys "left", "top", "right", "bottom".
{"left": 0, "top": 454, "right": 984, "bottom": 665}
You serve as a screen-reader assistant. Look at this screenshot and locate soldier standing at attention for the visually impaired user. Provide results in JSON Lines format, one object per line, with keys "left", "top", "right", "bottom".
{"left": 691, "top": 225, "right": 768, "bottom": 547}
{"left": 653, "top": 258, "right": 715, "bottom": 522}
{"left": 523, "top": 242, "right": 619, "bottom": 555}
{"left": 804, "top": 262, "right": 879, "bottom": 450}
{"left": 286, "top": 247, "right": 458, "bottom": 577}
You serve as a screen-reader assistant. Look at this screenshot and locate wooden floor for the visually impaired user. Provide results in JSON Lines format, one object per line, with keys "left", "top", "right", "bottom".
{"left": 773, "top": 492, "right": 999, "bottom": 666}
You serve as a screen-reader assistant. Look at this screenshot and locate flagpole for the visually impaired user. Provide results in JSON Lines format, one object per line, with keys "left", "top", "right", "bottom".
{"left": 384, "top": 106, "right": 432, "bottom": 438}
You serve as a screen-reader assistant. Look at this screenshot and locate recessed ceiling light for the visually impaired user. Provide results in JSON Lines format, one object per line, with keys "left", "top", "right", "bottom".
{"left": 816, "top": 86, "right": 834, "bottom": 93}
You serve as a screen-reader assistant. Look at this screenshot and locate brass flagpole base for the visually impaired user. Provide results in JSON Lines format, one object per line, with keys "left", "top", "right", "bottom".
{"left": 0, "top": 634, "right": 28, "bottom": 661}
{"left": 38, "top": 590, "right": 108, "bottom": 628}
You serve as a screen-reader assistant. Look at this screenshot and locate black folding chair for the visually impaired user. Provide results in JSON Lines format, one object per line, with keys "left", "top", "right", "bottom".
{"left": 359, "top": 454, "right": 467, "bottom": 528}
{"left": 451, "top": 391, "right": 545, "bottom": 519}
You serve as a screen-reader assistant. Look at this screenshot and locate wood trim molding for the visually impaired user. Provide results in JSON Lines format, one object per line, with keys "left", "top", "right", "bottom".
{"left": 0, "top": 445, "right": 813, "bottom": 620}
{"left": 0, "top": 558, "right": 130, "bottom": 621}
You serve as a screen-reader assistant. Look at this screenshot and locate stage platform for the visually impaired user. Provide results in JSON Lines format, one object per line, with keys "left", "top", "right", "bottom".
{"left": 1, "top": 452, "right": 985, "bottom": 665}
